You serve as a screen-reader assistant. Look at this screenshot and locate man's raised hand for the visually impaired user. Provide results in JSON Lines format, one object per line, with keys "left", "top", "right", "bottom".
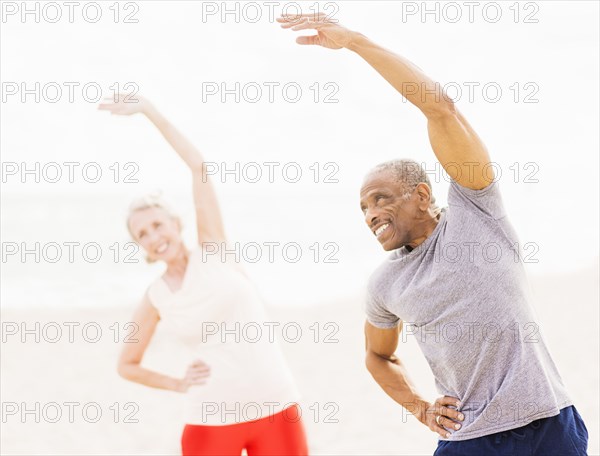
{"left": 277, "top": 12, "right": 354, "bottom": 50}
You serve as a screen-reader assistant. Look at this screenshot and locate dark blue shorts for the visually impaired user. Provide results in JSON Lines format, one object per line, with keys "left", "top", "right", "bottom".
{"left": 433, "top": 405, "right": 588, "bottom": 456}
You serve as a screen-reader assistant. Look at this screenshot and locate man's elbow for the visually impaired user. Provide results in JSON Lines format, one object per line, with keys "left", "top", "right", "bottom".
{"left": 365, "top": 350, "right": 389, "bottom": 376}
{"left": 365, "top": 351, "right": 375, "bottom": 374}
{"left": 422, "top": 98, "right": 457, "bottom": 120}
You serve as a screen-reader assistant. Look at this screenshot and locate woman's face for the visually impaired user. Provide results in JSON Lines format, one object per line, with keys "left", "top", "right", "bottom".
{"left": 128, "top": 206, "right": 183, "bottom": 263}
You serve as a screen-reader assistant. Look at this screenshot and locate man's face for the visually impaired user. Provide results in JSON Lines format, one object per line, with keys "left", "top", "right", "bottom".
{"left": 359, "top": 170, "right": 423, "bottom": 251}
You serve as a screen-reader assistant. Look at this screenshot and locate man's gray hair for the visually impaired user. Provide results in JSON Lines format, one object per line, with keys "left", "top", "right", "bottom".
{"left": 371, "top": 159, "right": 438, "bottom": 207}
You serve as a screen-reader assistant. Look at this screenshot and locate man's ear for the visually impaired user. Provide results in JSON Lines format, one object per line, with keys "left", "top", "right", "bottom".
{"left": 416, "top": 182, "right": 433, "bottom": 211}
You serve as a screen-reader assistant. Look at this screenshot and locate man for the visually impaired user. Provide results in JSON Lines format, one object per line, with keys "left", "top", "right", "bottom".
{"left": 279, "top": 13, "right": 589, "bottom": 455}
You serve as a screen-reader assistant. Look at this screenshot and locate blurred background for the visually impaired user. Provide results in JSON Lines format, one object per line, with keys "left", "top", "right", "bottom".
{"left": 1, "top": 1, "right": 598, "bottom": 454}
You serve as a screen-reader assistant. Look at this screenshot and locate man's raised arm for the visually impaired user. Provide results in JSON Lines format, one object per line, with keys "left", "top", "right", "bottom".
{"left": 279, "top": 13, "right": 494, "bottom": 190}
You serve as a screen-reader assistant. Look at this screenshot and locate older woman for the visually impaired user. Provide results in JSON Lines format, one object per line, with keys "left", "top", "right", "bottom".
{"left": 99, "top": 95, "right": 308, "bottom": 456}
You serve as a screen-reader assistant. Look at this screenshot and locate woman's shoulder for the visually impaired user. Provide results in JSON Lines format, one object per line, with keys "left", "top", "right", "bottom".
{"left": 146, "top": 274, "right": 169, "bottom": 310}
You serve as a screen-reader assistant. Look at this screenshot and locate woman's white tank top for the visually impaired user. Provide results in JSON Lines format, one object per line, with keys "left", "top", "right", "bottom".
{"left": 147, "top": 246, "right": 301, "bottom": 426}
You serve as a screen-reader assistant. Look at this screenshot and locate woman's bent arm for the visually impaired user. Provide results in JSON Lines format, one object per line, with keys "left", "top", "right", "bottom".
{"left": 117, "top": 292, "right": 184, "bottom": 392}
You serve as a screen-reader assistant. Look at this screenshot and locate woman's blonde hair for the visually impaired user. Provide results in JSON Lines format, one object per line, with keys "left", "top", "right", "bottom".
{"left": 126, "top": 191, "right": 183, "bottom": 263}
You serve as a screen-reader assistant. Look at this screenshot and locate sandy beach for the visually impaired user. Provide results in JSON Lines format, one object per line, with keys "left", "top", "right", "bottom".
{"left": 1, "top": 261, "right": 598, "bottom": 455}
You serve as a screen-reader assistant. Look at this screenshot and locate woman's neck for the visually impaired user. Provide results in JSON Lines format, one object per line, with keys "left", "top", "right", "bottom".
{"left": 165, "top": 246, "right": 190, "bottom": 277}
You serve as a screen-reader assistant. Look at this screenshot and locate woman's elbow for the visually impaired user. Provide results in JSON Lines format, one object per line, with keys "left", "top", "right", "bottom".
{"left": 117, "top": 362, "right": 136, "bottom": 380}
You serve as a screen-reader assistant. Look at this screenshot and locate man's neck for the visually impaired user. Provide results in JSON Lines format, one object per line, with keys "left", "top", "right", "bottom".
{"left": 404, "top": 210, "right": 442, "bottom": 252}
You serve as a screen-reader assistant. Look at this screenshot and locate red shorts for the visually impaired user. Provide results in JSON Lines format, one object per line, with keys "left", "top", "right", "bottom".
{"left": 181, "top": 405, "right": 308, "bottom": 456}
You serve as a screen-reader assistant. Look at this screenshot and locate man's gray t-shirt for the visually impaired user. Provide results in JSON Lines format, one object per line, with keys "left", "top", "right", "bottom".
{"left": 365, "top": 177, "right": 572, "bottom": 441}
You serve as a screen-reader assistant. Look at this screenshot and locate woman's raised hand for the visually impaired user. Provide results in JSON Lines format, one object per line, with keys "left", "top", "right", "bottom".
{"left": 98, "top": 93, "right": 152, "bottom": 116}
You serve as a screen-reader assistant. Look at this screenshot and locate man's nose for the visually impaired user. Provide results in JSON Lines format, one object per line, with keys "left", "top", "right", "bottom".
{"left": 364, "top": 207, "right": 379, "bottom": 226}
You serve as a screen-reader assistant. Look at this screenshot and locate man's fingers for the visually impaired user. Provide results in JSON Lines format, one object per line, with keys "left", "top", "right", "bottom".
{"left": 433, "top": 419, "right": 451, "bottom": 438}
{"left": 277, "top": 16, "right": 309, "bottom": 27}
{"left": 437, "top": 396, "right": 464, "bottom": 422}
{"left": 277, "top": 12, "right": 326, "bottom": 21}
{"left": 438, "top": 396, "right": 461, "bottom": 408}
{"left": 278, "top": 14, "right": 329, "bottom": 29}
{"left": 439, "top": 404, "right": 464, "bottom": 422}
{"left": 291, "top": 20, "right": 319, "bottom": 32}
{"left": 296, "top": 35, "right": 320, "bottom": 46}
{"left": 429, "top": 396, "right": 463, "bottom": 437}
{"left": 449, "top": 408, "right": 465, "bottom": 422}
{"left": 279, "top": 19, "right": 301, "bottom": 29}
{"left": 439, "top": 413, "right": 462, "bottom": 430}
{"left": 436, "top": 415, "right": 449, "bottom": 430}
{"left": 434, "top": 405, "right": 464, "bottom": 430}
{"left": 281, "top": 12, "right": 326, "bottom": 18}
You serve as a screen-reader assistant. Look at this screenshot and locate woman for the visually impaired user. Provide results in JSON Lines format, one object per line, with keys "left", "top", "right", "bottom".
{"left": 99, "top": 95, "right": 308, "bottom": 456}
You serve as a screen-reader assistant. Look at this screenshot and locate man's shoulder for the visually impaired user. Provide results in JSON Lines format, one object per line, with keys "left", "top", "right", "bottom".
{"left": 367, "top": 250, "right": 402, "bottom": 292}
{"left": 447, "top": 177, "right": 507, "bottom": 221}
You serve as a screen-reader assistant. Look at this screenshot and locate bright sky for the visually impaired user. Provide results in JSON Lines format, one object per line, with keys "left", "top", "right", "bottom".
{"left": 2, "top": 1, "right": 599, "bottom": 295}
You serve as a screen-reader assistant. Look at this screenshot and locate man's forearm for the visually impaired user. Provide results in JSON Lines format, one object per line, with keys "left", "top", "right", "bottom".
{"left": 347, "top": 33, "right": 453, "bottom": 117}
{"left": 366, "top": 351, "right": 430, "bottom": 422}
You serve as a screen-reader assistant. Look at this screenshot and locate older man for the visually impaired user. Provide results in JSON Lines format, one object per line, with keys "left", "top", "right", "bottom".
{"left": 280, "top": 13, "right": 588, "bottom": 456}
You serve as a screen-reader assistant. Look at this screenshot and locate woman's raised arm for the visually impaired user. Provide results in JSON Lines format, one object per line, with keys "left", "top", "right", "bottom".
{"left": 99, "top": 95, "right": 227, "bottom": 244}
